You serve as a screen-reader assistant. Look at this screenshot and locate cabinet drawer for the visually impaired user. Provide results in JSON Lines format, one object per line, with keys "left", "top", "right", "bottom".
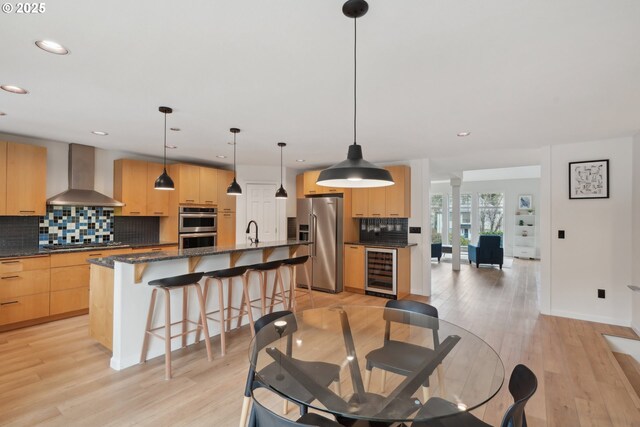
{"left": 130, "top": 245, "right": 178, "bottom": 254}
{"left": 50, "top": 251, "right": 111, "bottom": 267}
{"left": 0, "top": 256, "right": 50, "bottom": 274}
{"left": 0, "top": 292, "right": 49, "bottom": 325}
{"left": 0, "top": 268, "right": 50, "bottom": 298}
{"left": 514, "top": 247, "right": 536, "bottom": 258}
{"left": 50, "top": 288, "right": 89, "bottom": 315}
{"left": 51, "top": 265, "right": 90, "bottom": 291}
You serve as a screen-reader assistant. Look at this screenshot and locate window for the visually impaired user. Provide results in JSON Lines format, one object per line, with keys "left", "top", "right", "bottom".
{"left": 448, "top": 193, "right": 472, "bottom": 249}
{"left": 478, "top": 193, "right": 504, "bottom": 239}
{"left": 430, "top": 194, "right": 443, "bottom": 243}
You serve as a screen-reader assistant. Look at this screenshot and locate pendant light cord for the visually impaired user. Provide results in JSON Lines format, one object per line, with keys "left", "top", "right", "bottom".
{"left": 233, "top": 132, "right": 237, "bottom": 178}
{"left": 353, "top": 17, "right": 357, "bottom": 145}
{"left": 163, "top": 112, "right": 167, "bottom": 169}
{"left": 280, "top": 145, "right": 283, "bottom": 185}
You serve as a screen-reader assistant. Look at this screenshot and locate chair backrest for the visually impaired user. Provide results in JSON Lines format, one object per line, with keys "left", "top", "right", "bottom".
{"left": 253, "top": 310, "right": 297, "bottom": 354}
{"left": 383, "top": 300, "right": 440, "bottom": 346}
{"left": 478, "top": 234, "right": 502, "bottom": 250}
{"left": 249, "top": 390, "right": 301, "bottom": 427}
{"left": 500, "top": 364, "right": 538, "bottom": 427}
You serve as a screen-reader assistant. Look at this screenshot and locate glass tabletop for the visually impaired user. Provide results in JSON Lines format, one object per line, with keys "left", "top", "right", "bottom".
{"left": 249, "top": 305, "right": 504, "bottom": 423}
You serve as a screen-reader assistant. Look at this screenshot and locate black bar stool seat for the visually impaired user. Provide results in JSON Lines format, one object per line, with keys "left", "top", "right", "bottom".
{"left": 141, "top": 272, "right": 212, "bottom": 380}
{"left": 196, "top": 265, "right": 254, "bottom": 355}
{"left": 280, "top": 256, "right": 314, "bottom": 311}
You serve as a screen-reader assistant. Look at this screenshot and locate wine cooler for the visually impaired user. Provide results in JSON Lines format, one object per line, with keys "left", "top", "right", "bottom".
{"left": 365, "top": 248, "right": 397, "bottom": 298}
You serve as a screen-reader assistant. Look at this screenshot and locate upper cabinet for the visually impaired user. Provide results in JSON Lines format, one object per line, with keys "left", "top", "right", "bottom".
{"left": 0, "top": 141, "right": 6, "bottom": 215}
{"left": 299, "top": 170, "right": 344, "bottom": 196}
{"left": 351, "top": 165, "right": 411, "bottom": 218}
{"left": 199, "top": 167, "right": 217, "bottom": 206}
{"left": 174, "top": 164, "right": 200, "bottom": 204}
{"left": 217, "top": 169, "right": 236, "bottom": 213}
{"left": 5, "top": 142, "right": 47, "bottom": 216}
{"left": 385, "top": 165, "right": 411, "bottom": 217}
{"left": 114, "top": 159, "right": 169, "bottom": 216}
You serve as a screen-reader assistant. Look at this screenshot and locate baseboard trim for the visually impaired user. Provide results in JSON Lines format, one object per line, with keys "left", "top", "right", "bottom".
{"left": 550, "top": 309, "right": 630, "bottom": 327}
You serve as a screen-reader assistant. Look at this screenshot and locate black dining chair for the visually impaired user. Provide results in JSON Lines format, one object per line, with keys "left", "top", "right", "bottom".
{"left": 240, "top": 311, "right": 342, "bottom": 427}
{"left": 248, "top": 389, "right": 343, "bottom": 427}
{"left": 412, "top": 364, "right": 538, "bottom": 427}
{"left": 364, "top": 300, "right": 445, "bottom": 402}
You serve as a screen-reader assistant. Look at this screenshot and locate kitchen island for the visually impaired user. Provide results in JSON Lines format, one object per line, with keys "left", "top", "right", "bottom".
{"left": 88, "top": 240, "right": 310, "bottom": 371}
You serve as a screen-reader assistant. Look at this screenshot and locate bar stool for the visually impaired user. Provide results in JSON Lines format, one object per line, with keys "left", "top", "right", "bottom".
{"left": 195, "top": 265, "right": 253, "bottom": 356}
{"left": 140, "top": 272, "right": 212, "bottom": 380}
{"left": 242, "top": 260, "right": 288, "bottom": 318}
{"left": 280, "top": 255, "right": 314, "bottom": 311}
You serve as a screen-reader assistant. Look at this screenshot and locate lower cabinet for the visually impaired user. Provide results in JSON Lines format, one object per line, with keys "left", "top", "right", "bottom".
{"left": 0, "top": 293, "right": 50, "bottom": 325}
{"left": 344, "top": 244, "right": 365, "bottom": 293}
{"left": 50, "top": 264, "right": 90, "bottom": 315}
{"left": 218, "top": 212, "right": 236, "bottom": 247}
{"left": 0, "top": 255, "right": 50, "bottom": 326}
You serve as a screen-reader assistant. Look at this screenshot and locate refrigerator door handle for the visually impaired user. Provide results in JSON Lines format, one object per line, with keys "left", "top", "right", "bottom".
{"left": 311, "top": 213, "right": 318, "bottom": 258}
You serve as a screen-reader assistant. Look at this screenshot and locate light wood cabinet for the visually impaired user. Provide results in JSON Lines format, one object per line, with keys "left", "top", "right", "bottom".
{"left": 0, "top": 255, "right": 50, "bottom": 326}
{"left": 344, "top": 245, "right": 365, "bottom": 292}
{"left": 303, "top": 170, "right": 322, "bottom": 195}
{"left": 50, "top": 288, "right": 89, "bottom": 315}
{"left": 0, "top": 141, "right": 6, "bottom": 215}
{"left": 114, "top": 160, "right": 170, "bottom": 216}
{"left": 175, "top": 164, "right": 200, "bottom": 204}
{"left": 352, "top": 189, "right": 369, "bottom": 217}
{"left": 90, "top": 264, "right": 114, "bottom": 350}
{"left": 218, "top": 212, "right": 236, "bottom": 247}
{"left": 296, "top": 174, "right": 304, "bottom": 199}
{"left": 351, "top": 165, "right": 411, "bottom": 218}
{"left": 146, "top": 162, "right": 170, "bottom": 216}
{"left": 5, "top": 142, "right": 47, "bottom": 215}
{"left": 114, "top": 159, "right": 147, "bottom": 216}
{"left": 217, "top": 169, "right": 236, "bottom": 212}
{"left": 199, "top": 167, "right": 218, "bottom": 206}
{"left": 130, "top": 245, "right": 178, "bottom": 254}
{"left": 385, "top": 165, "right": 411, "bottom": 217}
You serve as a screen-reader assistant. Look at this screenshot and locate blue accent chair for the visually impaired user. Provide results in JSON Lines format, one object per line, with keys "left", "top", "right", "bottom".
{"left": 431, "top": 243, "right": 442, "bottom": 262}
{"left": 468, "top": 235, "right": 503, "bottom": 269}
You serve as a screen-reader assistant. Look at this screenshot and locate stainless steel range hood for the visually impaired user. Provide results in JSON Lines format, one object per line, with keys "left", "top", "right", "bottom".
{"left": 47, "top": 144, "right": 125, "bottom": 207}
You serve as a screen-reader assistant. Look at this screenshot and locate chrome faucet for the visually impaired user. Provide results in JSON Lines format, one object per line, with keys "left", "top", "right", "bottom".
{"left": 246, "top": 220, "right": 259, "bottom": 244}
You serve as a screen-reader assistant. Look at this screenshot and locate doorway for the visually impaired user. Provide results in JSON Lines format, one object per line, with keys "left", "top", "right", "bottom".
{"left": 245, "top": 183, "right": 278, "bottom": 243}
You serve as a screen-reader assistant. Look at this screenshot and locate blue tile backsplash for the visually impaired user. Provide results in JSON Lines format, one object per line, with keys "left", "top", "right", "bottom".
{"left": 39, "top": 206, "right": 114, "bottom": 246}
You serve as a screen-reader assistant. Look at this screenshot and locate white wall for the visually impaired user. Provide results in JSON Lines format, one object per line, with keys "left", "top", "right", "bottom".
{"left": 548, "top": 137, "right": 632, "bottom": 326}
{"left": 430, "top": 178, "right": 541, "bottom": 258}
{"left": 631, "top": 133, "right": 640, "bottom": 333}
{"left": 408, "top": 159, "right": 431, "bottom": 296}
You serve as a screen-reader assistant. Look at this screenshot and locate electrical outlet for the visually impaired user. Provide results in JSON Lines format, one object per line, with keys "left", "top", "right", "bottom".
{"left": 598, "top": 289, "right": 605, "bottom": 299}
{"left": 409, "top": 227, "right": 421, "bottom": 234}
{"left": 558, "top": 230, "right": 565, "bottom": 239}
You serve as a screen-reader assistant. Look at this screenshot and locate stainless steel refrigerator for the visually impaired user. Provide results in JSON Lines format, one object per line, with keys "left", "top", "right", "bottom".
{"left": 296, "top": 197, "right": 343, "bottom": 293}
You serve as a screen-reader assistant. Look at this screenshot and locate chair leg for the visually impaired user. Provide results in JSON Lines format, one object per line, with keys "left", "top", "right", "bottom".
{"left": 288, "top": 266, "right": 295, "bottom": 311}
{"left": 140, "top": 288, "right": 157, "bottom": 364}
{"left": 241, "top": 274, "right": 255, "bottom": 337}
{"left": 305, "top": 267, "right": 314, "bottom": 308}
{"left": 216, "top": 278, "right": 226, "bottom": 356}
{"left": 283, "top": 399, "right": 289, "bottom": 415}
{"left": 163, "top": 288, "right": 172, "bottom": 380}
{"left": 364, "top": 369, "right": 371, "bottom": 392}
{"left": 276, "top": 269, "right": 287, "bottom": 311}
{"left": 226, "top": 278, "right": 233, "bottom": 332}
{"left": 437, "top": 364, "right": 446, "bottom": 396}
{"left": 334, "top": 379, "right": 342, "bottom": 397}
{"left": 181, "top": 287, "right": 188, "bottom": 348}
{"left": 380, "top": 370, "right": 386, "bottom": 392}
{"left": 239, "top": 395, "right": 251, "bottom": 427}
{"left": 259, "top": 272, "right": 267, "bottom": 317}
{"left": 269, "top": 271, "right": 278, "bottom": 314}
{"left": 194, "top": 283, "right": 213, "bottom": 362}
{"left": 195, "top": 279, "right": 210, "bottom": 344}
{"left": 422, "top": 385, "right": 430, "bottom": 403}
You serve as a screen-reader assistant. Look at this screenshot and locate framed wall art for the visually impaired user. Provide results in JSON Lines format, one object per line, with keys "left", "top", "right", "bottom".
{"left": 518, "top": 194, "right": 532, "bottom": 210}
{"left": 568, "top": 159, "right": 609, "bottom": 199}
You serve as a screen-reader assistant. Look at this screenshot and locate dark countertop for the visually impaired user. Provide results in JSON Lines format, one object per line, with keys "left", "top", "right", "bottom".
{"left": 344, "top": 241, "right": 418, "bottom": 248}
{"left": 90, "top": 239, "right": 312, "bottom": 267}
{"left": 0, "top": 242, "right": 178, "bottom": 260}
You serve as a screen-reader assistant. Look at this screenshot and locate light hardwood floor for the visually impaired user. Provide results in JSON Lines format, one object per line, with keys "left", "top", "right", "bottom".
{"left": 1, "top": 259, "right": 639, "bottom": 426}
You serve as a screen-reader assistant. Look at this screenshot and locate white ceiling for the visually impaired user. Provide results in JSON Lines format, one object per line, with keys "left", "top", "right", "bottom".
{"left": 1, "top": 0, "right": 639, "bottom": 170}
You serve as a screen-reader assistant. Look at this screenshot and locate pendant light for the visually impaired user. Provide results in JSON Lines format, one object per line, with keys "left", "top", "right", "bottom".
{"left": 275, "top": 142, "right": 288, "bottom": 199}
{"left": 317, "top": 0, "right": 394, "bottom": 189}
{"left": 154, "top": 106, "right": 175, "bottom": 190}
{"left": 226, "top": 128, "right": 242, "bottom": 196}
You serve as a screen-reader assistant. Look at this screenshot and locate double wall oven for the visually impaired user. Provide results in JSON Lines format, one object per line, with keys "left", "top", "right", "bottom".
{"left": 178, "top": 206, "right": 217, "bottom": 249}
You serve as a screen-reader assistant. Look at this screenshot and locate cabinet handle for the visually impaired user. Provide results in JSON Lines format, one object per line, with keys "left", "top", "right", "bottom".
{"left": 224, "top": 214, "right": 231, "bottom": 217}
{"left": 329, "top": 189, "right": 337, "bottom": 192}
{"left": 372, "top": 214, "right": 381, "bottom": 216}
{"left": 19, "top": 210, "right": 36, "bottom": 213}
{"left": 309, "top": 191, "right": 316, "bottom": 194}
{"left": 0, "top": 301, "right": 19, "bottom": 306}
{"left": 350, "top": 246, "right": 359, "bottom": 249}
{"left": 153, "top": 212, "right": 164, "bottom": 215}
{"left": 151, "top": 248, "right": 162, "bottom": 252}
{"left": 1, "top": 275, "right": 20, "bottom": 280}
{"left": 88, "top": 253, "right": 103, "bottom": 257}
{"left": 0, "top": 261, "right": 20, "bottom": 265}
{"left": 204, "top": 200, "right": 214, "bottom": 203}
{"left": 355, "top": 214, "right": 364, "bottom": 217}
{"left": 186, "top": 199, "right": 195, "bottom": 202}
{"left": 389, "top": 213, "right": 399, "bottom": 216}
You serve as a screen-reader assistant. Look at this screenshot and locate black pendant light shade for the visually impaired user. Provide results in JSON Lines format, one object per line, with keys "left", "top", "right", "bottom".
{"left": 155, "top": 106, "right": 175, "bottom": 190}
{"left": 227, "top": 128, "right": 242, "bottom": 196}
{"left": 275, "top": 142, "right": 288, "bottom": 199}
{"left": 317, "top": 0, "right": 394, "bottom": 189}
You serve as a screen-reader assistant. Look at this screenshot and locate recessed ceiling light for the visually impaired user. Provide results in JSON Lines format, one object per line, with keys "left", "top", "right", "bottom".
{"left": 170, "top": 127, "right": 180, "bottom": 131}
{"left": 216, "top": 155, "right": 227, "bottom": 159}
{"left": 1, "top": 85, "right": 28, "bottom": 94}
{"left": 457, "top": 132, "right": 471, "bottom": 137}
{"left": 296, "top": 159, "right": 306, "bottom": 162}
{"left": 165, "top": 145, "right": 177, "bottom": 149}
{"left": 35, "top": 40, "right": 69, "bottom": 55}
{"left": 91, "top": 131, "right": 108, "bottom": 136}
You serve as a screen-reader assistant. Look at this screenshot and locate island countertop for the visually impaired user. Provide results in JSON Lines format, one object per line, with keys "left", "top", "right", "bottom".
{"left": 89, "top": 239, "right": 311, "bottom": 267}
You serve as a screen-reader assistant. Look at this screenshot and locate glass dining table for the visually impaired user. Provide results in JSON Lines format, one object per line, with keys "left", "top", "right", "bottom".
{"left": 249, "top": 305, "right": 504, "bottom": 425}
